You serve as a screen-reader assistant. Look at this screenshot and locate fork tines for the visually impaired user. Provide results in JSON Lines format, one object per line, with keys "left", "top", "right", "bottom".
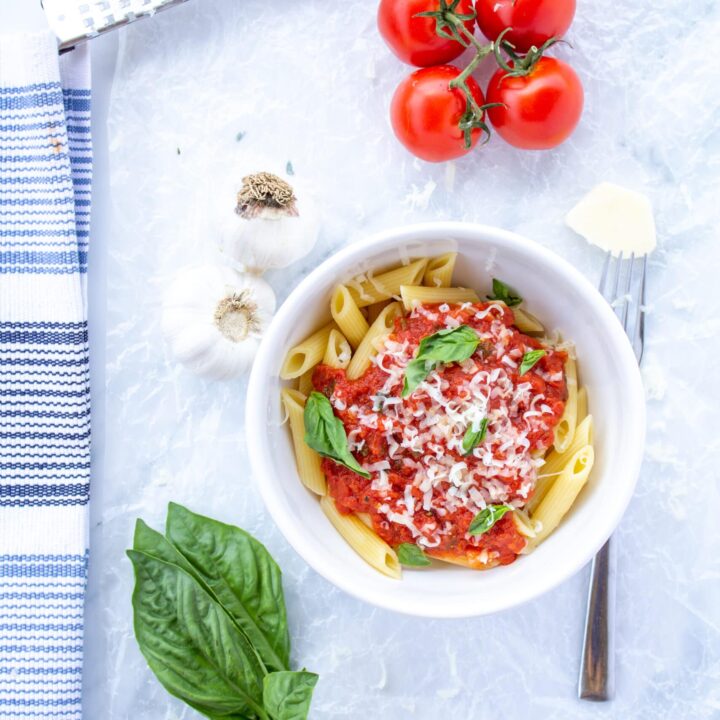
{"left": 598, "top": 251, "right": 647, "bottom": 363}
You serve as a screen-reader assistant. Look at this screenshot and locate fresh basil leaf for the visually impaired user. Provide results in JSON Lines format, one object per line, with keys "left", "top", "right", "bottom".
{"left": 462, "top": 417, "right": 488, "bottom": 455}
{"left": 402, "top": 326, "right": 480, "bottom": 397}
{"left": 133, "top": 518, "right": 192, "bottom": 567}
{"left": 127, "top": 549, "right": 266, "bottom": 719}
{"left": 396, "top": 543, "right": 431, "bottom": 567}
{"left": 519, "top": 349, "right": 546, "bottom": 375}
{"left": 304, "top": 392, "right": 370, "bottom": 478}
{"left": 164, "top": 503, "right": 290, "bottom": 673}
{"left": 401, "top": 357, "right": 433, "bottom": 397}
{"left": 468, "top": 505, "right": 512, "bottom": 536}
{"left": 263, "top": 671, "right": 318, "bottom": 720}
{"left": 487, "top": 278, "right": 523, "bottom": 307}
{"left": 416, "top": 325, "right": 480, "bottom": 363}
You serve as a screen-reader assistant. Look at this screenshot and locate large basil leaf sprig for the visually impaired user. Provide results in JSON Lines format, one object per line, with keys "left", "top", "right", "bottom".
{"left": 128, "top": 503, "right": 317, "bottom": 720}
{"left": 402, "top": 325, "right": 480, "bottom": 396}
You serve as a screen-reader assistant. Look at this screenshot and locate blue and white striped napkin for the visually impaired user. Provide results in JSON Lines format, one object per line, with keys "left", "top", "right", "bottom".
{"left": 0, "top": 32, "right": 91, "bottom": 719}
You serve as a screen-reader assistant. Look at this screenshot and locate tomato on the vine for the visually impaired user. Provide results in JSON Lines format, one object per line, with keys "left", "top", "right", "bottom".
{"left": 378, "top": 0, "right": 476, "bottom": 67}
{"left": 486, "top": 57, "right": 583, "bottom": 150}
{"left": 390, "top": 65, "right": 487, "bottom": 162}
{"left": 475, "top": 0, "right": 576, "bottom": 53}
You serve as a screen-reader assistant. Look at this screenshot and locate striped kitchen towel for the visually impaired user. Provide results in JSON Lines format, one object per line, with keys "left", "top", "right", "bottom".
{"left": 0, "top": 32, "right": 91, "bottom": 719}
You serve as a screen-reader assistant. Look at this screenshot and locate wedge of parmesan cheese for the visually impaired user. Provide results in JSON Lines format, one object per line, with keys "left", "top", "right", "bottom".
{"left": 566, "top": 182, "right": 656, "bottom": 257}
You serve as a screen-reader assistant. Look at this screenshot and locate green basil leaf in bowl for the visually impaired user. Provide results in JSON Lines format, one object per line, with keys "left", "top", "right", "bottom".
{"left": 304, "top": 391, "right": 370, "bottom": 478}
{"left": 402, "top": 325, "right": 480, "bottom": 396}
{"left": 396, "top": 543, "right": 431, "bottom": 567}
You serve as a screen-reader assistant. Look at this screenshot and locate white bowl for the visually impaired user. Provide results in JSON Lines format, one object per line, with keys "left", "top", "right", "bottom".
{"left": 246, "top": 222, "right": 645, "bottom": 618}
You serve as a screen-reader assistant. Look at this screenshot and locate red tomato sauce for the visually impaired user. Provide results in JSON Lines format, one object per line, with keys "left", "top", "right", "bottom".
{"left": 313, "top": 301, "right": 567, "bottom": 568}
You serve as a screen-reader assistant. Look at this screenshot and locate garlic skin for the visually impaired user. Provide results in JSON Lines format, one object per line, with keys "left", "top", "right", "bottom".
{"left": 220, "top": 171, "right": 320, "bottom": 273}
{"left": 162, "top": 264, "right": 276, "bottom": 380}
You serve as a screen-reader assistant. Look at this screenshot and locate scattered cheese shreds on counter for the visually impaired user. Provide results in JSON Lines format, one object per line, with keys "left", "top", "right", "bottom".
{"left": 565, "top": 182, "right": 656, "bottom": 257}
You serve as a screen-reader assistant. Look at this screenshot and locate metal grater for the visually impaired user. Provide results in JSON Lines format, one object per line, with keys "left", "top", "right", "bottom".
{"left": 42, "top": 0, "right": 191, "bottom": 52}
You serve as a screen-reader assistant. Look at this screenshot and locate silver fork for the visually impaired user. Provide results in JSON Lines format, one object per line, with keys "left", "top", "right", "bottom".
{"left": 578, "top": 251, "right": 647, "bottom": 701}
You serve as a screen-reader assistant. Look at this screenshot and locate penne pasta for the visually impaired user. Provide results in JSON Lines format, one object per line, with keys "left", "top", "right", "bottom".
{"left": 347, "top": 258, "right": 428, "bottom": 307}
{"left": 512, "top": 509, "right": 539, "bottom": 539}
{"left": 322, "top": 329, "right": 352, "bottom": 369}
{"left": 553, "top": 356, "right": 578, "bottom": 453}
{"left": 512, "top": 307, "right": 545, "bottom": 334}
{"left": 542, "top": 414, "right": 593, "bottom": 479}
{"left": 400, "top": 284, "right": 480, "bottom": 311}
{"left": 320, "top": 496, "right": 401, "bottom": 579}
{"left": 577, "top": 386, "right": 588, "bottom": 421}
{"left": 297, "top": 368, "right": 315, "bottom": 396}
{"left": 346, "top": 302, "right": 403, "bottom": 380}
{"left": 529, "top": 445, "right": 594, "bottom": 545}
{"left": 280, "top": 322, "right": 335, "bottom": 380}
{"left": 526, "top": 415, "right": 594, "bottom": 513}
{"left": 366, "top": 299, "right": 391, "bottom": 325}
{"left": 423, "top": 252, "right": 457, "bottom": 288}
{"left": 330, "top": 285, "right": 370, "bottom": 349}
{"left": 280, "top": 389, "right": 326, "bottom": 496}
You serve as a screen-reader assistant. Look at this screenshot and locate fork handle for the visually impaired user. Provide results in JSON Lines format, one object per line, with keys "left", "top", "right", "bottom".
{"left": 578, "top": 538, "right": 614, "bottom": 700}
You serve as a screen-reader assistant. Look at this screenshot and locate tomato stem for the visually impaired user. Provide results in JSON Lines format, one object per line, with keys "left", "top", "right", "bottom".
{"left": 443, "top": 13, "right": 497, "bottom": 148}
{"left": 493, "top": 28, "right": 562, "bottom": 78}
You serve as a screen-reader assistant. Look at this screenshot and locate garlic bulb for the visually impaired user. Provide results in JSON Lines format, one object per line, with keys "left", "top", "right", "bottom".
{"left": 220, "top": 171, "right": 320, "bottom": 273}
{"left": 162, "top": 264, "right": 276, "bottom": 380}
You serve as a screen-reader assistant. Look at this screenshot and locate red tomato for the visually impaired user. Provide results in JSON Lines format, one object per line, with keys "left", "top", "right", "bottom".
{"left": 378, "top": 0, "right": 476, "bottom": 67}
{"left": 486, "top": 58, "right": 583, "bottom": 150}
{"left": 391, "top": 65, "right": 486, "bottom": 162}
{"left": 475, "top": 0, "right": 576, "bottom": 52}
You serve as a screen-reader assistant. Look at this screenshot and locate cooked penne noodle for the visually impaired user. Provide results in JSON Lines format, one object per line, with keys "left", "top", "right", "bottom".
{"left": 526, "top": 415, "right": 594, "bottom": 513}
{"left": 512, "top": 509, "right": 538, "bottom": 539}
{"left": 366, "top": 299, "right": 391, "bottom": 325}
{"left": 512, "top": 307, "right": 545, "bottom": 334}
{"left": 423, "top": 252, "right": 457, "bottom": 288}
{"left": 346, "top": 302, "right": 403, "bottom": 380}
{"left": 347, "top": 258, "right": 428, "bottom": 307}
{"left": 541, "top": 414, "right": 593, "bottom": 480}
{"left": 400, "top": 285, "right": 480, "bottom": 311}
{"left": 525, "top": 475, "right": 552, "bottom": 516}
{"left": 280, "top": 322, "right": 335, "bottom": 380}
{"left": 280, "top": 389, "right": 326, "bottom": 496}
{"left": 330, "top": 285, "right": 370, "bottom": 349}
{"left": 529, "top": 445, "right": 594, "bottom": 545}
{"left": 553, "top": 356, "right": 578, "bottom": 453}
{"left": 577, "top": 386, "right": 588, "bottom": 421}
{"left": 320, "top": 496, "right": 401, "bottom": 579}
{"left": 323, "top": 329, "right": 352, "bottom": 369}
{"left": 297, "top": 369, "right": 315, "bottom": 396}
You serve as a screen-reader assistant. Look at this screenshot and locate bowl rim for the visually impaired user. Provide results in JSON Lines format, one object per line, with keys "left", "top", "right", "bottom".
{"left": 246, "top": 221, "right": 646, "bottom": 618}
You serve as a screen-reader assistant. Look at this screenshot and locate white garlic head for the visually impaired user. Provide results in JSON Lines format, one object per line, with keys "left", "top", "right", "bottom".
{"left": 162, "top": 264, "right": 276, "bottom": 380}
{"left": 220, "top": 171, "right": 320, "bottom": 273}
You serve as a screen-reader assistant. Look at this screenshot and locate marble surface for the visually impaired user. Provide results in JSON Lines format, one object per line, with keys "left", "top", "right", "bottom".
{"left": 80, "top": 0, "right": 720, "bottom": 718}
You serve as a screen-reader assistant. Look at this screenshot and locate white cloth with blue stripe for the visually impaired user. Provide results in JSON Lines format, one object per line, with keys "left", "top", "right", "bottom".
{"left": 0, "top": 32, "right": 91, "bottom": 720}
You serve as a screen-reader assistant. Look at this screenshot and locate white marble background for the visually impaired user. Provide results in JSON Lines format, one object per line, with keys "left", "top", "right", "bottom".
{"left": 82, "top": 0, "right": 720, "bottom": 718}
